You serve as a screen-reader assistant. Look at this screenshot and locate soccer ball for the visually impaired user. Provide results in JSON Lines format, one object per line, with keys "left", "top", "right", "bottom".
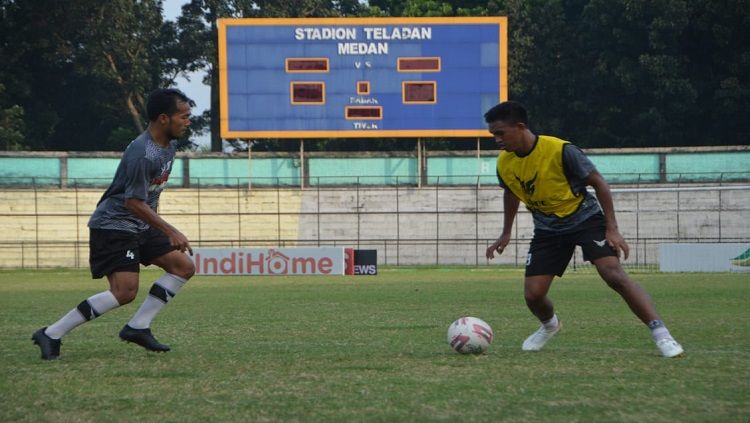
{"left": 447, "top": 316, "right": 494, "bottom": 354}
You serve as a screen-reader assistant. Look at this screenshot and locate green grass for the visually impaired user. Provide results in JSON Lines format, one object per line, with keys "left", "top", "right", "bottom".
{"left": 1, "top": 267, "right": 749, "bottom": 422}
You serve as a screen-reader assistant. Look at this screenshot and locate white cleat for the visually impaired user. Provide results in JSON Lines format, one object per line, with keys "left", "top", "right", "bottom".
{"left": 656, "top": 338, "right": 684, "bottom": 358}
{"left": 522, "top": 322, "right": 562, "bottom": 351}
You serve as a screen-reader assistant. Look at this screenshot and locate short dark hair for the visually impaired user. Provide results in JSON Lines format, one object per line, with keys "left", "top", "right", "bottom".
{"left": 483, "top": 101, "right": 529, "bottom": 125}
{"left": 146, "top": 88, "right": 193, "bottom": 121}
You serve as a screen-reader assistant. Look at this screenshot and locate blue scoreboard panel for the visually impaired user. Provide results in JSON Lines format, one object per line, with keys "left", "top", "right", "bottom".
{"left": 218, "top": 17, "right": 508, "bottom": 138}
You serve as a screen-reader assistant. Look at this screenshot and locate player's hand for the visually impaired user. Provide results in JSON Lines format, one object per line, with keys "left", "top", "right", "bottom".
{"left": 605, "top": 228, "right": 629, "bottom": 260}
{"left": 168, "top": 230, "right": 193, "bottom": 256}
{"left": 486, "top": 233, "right": 511, "bottom": 260}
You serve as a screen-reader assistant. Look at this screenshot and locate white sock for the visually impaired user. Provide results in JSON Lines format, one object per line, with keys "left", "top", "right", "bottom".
{"left": 542, "top": 314, "right": 559, "bottom": 332}
{"left": 648, "top": 320, "right": 673, "bottom": 341}
{"left": 128, "top": 273, "right": 186, "bottom": 330}
{"left": 45, "top": 291, "right": 120, "bottom": 339}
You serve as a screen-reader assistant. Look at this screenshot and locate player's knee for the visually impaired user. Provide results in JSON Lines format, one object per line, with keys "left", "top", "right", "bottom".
{"left": 182, "top": 261, "right": 195, "bottom": 280}
{"left": 164, "top": 256, "right": 195, "bottom": 280}
{"left": 112, "top": 286, "right": 138, "bottom": 304}
{"left": 524, "top": 289, "right": 545, "bottom": 305}
{"left": 172, "top": 260, "right": 195, "bottom": 280}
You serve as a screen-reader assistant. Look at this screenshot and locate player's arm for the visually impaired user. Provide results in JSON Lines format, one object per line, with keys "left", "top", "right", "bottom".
{"left": 585, "top": 170, "right": 629, "bottom": 260}
{"left": 125, "top": 199, "right": 192, "bottom": 255}
{"left": 486, "top": 188, "right": 520, "bottom": 259}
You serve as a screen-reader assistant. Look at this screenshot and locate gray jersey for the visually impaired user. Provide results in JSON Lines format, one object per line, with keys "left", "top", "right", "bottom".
{"left": 498, "top": 143, "right": 601, "bottom": 233}
{"left": 88, "top": 131, "right": 176, "bottom": 233}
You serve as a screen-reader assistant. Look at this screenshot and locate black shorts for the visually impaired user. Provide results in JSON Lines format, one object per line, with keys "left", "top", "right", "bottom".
{"left": 525, "top": 213, "right": 618, "bottom": 277}
{"left": 89, "top": 227, "right": 175, "bottom": 279}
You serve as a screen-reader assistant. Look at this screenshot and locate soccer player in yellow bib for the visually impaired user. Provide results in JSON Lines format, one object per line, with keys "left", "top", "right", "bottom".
{"left": 484, "top": 101, "right": 684, "bottom": 358}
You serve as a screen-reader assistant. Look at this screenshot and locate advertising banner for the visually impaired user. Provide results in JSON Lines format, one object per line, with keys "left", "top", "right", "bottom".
{"left": 193, "top": 247, "right": 345, "bottom": 276}
{"left": 659, "top": 243, "right": 750, "bottom": 272}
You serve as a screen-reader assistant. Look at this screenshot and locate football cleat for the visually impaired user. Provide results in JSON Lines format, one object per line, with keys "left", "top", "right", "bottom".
{"left": 522, "top": 321, "right": 562, "bottom": 351}
{"left": 119, "top": 325, "right": 170, "bottom": 352}
{"left": 32, "top": 327, "right": 61, "bottom": 360}
{"left": 656, "top": 338, "right": 684, "bottom": 358}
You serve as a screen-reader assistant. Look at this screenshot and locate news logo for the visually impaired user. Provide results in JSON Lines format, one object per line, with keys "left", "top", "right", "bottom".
{"left": 345, "top": 249, "right": 378, "bottom": 275}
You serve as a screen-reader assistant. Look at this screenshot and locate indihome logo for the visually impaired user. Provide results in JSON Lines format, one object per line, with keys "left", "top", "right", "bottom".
{"left": 195, "top": 248, "right": 336, "bottom": 275}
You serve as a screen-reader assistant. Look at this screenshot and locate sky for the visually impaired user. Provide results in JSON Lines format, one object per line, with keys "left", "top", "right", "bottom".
{"left": 162, "top": 0, "right": 211, "bottom": 147}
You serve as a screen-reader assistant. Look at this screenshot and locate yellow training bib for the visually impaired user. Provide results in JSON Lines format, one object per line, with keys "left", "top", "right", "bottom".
{"left": 497, "top": 135, "right": 583, "bottom": 218}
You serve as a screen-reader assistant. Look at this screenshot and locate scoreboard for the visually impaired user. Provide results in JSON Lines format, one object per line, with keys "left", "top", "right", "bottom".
{"left": 218, "top": 17, "right": 507, "bottom": 139}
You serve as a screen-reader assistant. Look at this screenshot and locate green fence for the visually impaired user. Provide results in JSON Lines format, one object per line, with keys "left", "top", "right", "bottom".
{"left": 309, "top": 157, "right": 416, "bottom": 186}
{"left": 1, "top": 149, "right": 748, "bottom": 187}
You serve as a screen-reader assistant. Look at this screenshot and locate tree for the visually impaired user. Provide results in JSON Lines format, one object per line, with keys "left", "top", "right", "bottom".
{"left": 680, "top": 0, "right": 750, "bottom": 145}
{"left": 488, "top": 0, "right": 573, "bottom": 138}
{"left": 176, "top": 0, "right": 364, "bottom": 152}
{"left": 0, "top": 2, "right": 26, "bottom": 150}
{"left": 0, "top": 0, "right": 187, "bottom": 151}
{"left": 0, "top": 84, "right": 26, "bottom": 150}
{"left": 557, "top": 0, "right": 693, "bottom": 147}
{"left": 176, "top": 1, "right": 253, "bottom": 152}
{"left": 502, "top": 0, "right": 748, "bottom": 147}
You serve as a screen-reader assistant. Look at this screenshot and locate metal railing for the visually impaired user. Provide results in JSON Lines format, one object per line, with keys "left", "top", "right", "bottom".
{"left": 0, "top": 174, "right": 748, "bottom": 270}
{"left": 0, "top": 171, "right": 749, "bottom": 188}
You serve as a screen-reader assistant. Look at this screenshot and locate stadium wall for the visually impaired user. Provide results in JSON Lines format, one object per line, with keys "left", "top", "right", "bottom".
{"left": 0, "top": 183, "right": 747, "bottom": 269}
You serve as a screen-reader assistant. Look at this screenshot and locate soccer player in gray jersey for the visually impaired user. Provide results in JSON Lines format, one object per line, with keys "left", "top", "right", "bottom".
{"left": 32, "top": 89, "right": 196, "bottom": 360}
{"left": 484, "top": 101, "right": 683, "bottom": 358}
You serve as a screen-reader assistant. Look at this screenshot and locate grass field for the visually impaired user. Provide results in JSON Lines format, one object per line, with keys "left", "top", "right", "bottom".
{"left": 1, "top": 267, "right": 749, "bottom": 422}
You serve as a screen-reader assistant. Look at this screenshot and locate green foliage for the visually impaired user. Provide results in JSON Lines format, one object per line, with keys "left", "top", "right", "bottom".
{"left": 1, "top": 268, "right": 749, "bottom": 421}
{"left": 0, "top": 83, "right": 26, "bottom": 150}
{"left": 0, "top": 104, "right": 25, "bottom": 151}
{"left": 176, "top": 1, "right": 261, "bottom": 152}
{"left": 563, "top": 0, "right": 697, "bottom": 147}
{"left": 402, "top": 0, "right": 454, "bottom": 16}
{"left": 104, "top": 127, "right": 138, "bottom": 151}
{"left": 503, "top": 0, "right": 750, "bottom": 147}
{"left": 0, "top": 0, "right": 187, "bottom": 151}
